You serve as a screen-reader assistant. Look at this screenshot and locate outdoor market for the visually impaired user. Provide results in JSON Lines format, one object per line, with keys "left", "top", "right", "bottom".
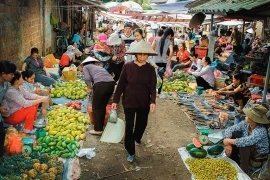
{"left": 0, "top": 0, "right": 270, "bottom": 179}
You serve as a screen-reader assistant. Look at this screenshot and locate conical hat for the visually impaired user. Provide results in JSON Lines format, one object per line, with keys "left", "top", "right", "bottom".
{"left": 126, "top": 40, "right": 158, "bottom": 56}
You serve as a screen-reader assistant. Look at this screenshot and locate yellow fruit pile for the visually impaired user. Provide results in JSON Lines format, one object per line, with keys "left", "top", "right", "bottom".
{"left": 50, "top": 80, "right": 87, "bottom": 99}
{"left": 186, "top": 158, "right": 237, "bottom": 180}
{"left": 46, "top": 106, "right": 89, "bottom": 141}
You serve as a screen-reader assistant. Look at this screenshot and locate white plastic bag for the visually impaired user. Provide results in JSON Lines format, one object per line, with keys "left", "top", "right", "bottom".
{"left": 108, "top": 110, "right": 117, "bottom": 123}
{"left": 77, "top": 148, "right": 96, "bottom": 159}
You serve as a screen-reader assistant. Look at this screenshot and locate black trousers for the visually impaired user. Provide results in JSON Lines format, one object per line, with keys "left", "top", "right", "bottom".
{"left": 110, "top": 62, "right": 124, "bottom": 82}
{"left": 124, "top": 107, "right": 150, "bottom": 155}
{"left": 156, "top": 63, "right": 167, "bottom": 94}
{"left": 196, "top": 76, "right": 213, "bottom": 90}
{"left": 229, "top": 131, "right": 256, "bottom": 173}
{"left": 92, "top": 81, "right": 115, "bottom": 131}
{"left": 0, "top": 121, "right": 5, "bottom": 156}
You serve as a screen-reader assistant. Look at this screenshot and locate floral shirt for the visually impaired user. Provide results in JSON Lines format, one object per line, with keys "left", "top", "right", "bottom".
{"left": 4, "top": 86, "right": 38, "bottom": 116}
{"left": 108, "top": 41, "right": 126, "bottom": 64}
{"left": 224, "top": 121, "right": 269, "bottom": 154}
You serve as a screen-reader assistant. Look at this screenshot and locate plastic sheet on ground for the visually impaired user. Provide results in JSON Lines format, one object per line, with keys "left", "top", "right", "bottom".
{"left": 52, "top": 97, "right": 88, "bottom": 112}
{"left": 196, "top": 125, "right": 225, "bottom": 144}
{"left": 59, "top": 157, "right": 81, "bottom": 180}
{"left": 177, "top": 147, "right": 251, "bottom": 180}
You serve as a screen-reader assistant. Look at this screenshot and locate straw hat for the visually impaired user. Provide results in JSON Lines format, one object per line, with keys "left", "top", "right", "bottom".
{"left": 81, "top": 57, "right": 99, "bottom": 65}
{"left": 246, "top": 28, "right": 254, "bottom": 34}
{"left": 118, "top": 24, "right": 124, "bottom": 31}
{"left": 243, "top": 104, "right": 270, "bottom": 124}
{"left": 126, "top": 40, "right": 158, "bottom": 56}
{"left": 107, "top": 32, "right": 122, "bottom": 46}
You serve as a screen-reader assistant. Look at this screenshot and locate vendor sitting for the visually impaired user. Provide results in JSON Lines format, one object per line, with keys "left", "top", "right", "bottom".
{"left": 4, "top": 71, "right": 49, "bottom": 134}
{"left": 59, "top": 45, "right": 78, "bottom": 76}
{"left": 187, "top": 57, "right": 215, "bottom": 90}
{"left": 223, "top": 104, "right": 269, "bottom": 173}
{"left": 216, "top": 73, "right": 251, "bottom": 110}
{"left": 189, "top": 53, "right": 202, "bottom": 72}
{"left": 22, "top": 47, "right": 58, "bottom": 86}
{"left": 171, "top": 43, "right": 190, "bottom": 72}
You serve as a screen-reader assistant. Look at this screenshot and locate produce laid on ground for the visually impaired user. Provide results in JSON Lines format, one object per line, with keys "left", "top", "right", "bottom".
{"left": 66, "top": 100, "right": 82, "bottom": 110}
{"left": 162, "top": 79, "right": 194, "bottom": 93}
{"left": 50, "top": 81, "right": 87, "bottom": 100}
{"left": 185, "top": 138, "right": 224, "bottom": 158}
{"left": 0, "top": 154, "right": 63, "bottom": 180}
{"left": 36, "top": 105, "right": 89, "bottom": 158}
{"left": 169, "top": 71, "right": 196, "bottom": 83}
{"left": 185, "top": 158, "right": 237, "bottom": 180}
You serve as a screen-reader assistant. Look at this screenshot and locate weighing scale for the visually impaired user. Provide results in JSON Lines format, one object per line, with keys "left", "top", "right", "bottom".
{"left": 21, "top": 137, "right": 34, "bottom": 156}
{"left": 34, "top": 115, "right": 47, "bottom": 139}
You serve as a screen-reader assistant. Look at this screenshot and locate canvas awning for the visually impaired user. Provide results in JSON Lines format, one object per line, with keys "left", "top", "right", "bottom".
{"left": 189, "top": 0, "right": 270, "bottom": 17}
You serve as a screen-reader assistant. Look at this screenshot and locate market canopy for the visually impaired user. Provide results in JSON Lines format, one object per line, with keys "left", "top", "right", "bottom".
{"left": 189, "top": 0, "right": 270, "bottom": 16}
{"left": 75, "top": 0, "right": 107, "bottom": 11}
{"left": 216, "top": 20, "right": 244, "bottom": 26}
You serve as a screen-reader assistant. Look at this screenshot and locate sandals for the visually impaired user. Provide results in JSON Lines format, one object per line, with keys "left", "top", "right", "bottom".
{"left": 89, "top": 130, "right": 103, "bottom": 135}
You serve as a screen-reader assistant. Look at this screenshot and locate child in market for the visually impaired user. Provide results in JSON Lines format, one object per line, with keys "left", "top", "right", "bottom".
{"left": 0, "top": 60, "right": 17, "bottom": 156}
{"left": 21, "top": 70, "right": 53, "bottom": 115}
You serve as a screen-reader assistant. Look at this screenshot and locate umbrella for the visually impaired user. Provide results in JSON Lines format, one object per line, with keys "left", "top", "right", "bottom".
{"left": 104, "top": 2, "right": 121, "bottom": 9}
{"left": 109, "top": 6, "right": 129, "bottom": 13}
{"left": 189, "top": 12, "right": 206, "bottom": 28}
{"left": 121, "top": 1, "right": 143, "bottom": 11}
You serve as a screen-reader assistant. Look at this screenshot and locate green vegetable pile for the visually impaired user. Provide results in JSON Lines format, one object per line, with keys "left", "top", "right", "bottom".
{"left": 0, "top": 154, "right": 63, "bottom": 180}
{"left": 162, "top": 79, "right": 194, "bottom": 93}
{"left": 186, "top": 158, "right": 237, "bottom": 180}
{"left": 168, "top": 71, "right": 196, "bottom": 83}
{"left": 36, "top": 135, "right": 80, "bottom": 158}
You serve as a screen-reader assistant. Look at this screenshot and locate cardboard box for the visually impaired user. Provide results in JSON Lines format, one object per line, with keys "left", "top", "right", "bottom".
{"left": 62, "top": 67, "right": 77, "bottom": 81}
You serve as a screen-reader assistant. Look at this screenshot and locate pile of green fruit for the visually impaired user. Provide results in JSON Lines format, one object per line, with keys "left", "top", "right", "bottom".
{"left": 50, "top": 80, "right": 87, "bottom": 100}
{"left": 185, "top": 158, "right": 237, "bottom": 180}
{"left": 186, "top": 142, "right": 224, "bottom": 158}
{"left": 168, "top": 71, "right": 196, "bottom": 83}
{"left": 0, "top": 154, "right": 63, "bottom": 180}
{"left": 162, "top": 79, "right": 194, "bottom": 93}
{"left": 35, "top": 135, "right": 80, "bottom": 158}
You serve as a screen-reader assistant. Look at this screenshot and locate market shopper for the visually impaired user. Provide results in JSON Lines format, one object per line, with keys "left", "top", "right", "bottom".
{"left": 152, "top": 28, "right": 174, "bottom": 94}
{"left": 216, "top": 73, "right": 251, "bottom": 110}
{"left": 0, "top": 60, "right": 17, "bottom": 156}
{"left": 22, "top": 47, "right": 58, "bottom": 86}
{"left": 223, "top": 104, "right": 269, "bottom": 173}
{"left": 112, "top": 40, "right": 157, "bottom": 162}
{"left": 22, "top": 70, "right": 53, "bottom": 115}
{"left": 82, "top": 57, "right": 115, "bottom": 135}
{"left": 187, "top": 57, "right": 215, "bottom": 90}
{"left": 4, "top": 71, "right": 49, "bottom": 134}
{"left": 107, "top": 32, "right": 126, "bottom": 82}
{"left": 171, "top": 43, "right": 190, "bottom": 72}
{"left": 94, "top": 33, "right": 110, "bottom": 54}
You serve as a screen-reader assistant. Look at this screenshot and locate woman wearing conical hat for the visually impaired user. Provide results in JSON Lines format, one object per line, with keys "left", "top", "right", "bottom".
{"left": 223, "top": 104, "right": 270, "bottom": 173}
{"left": 112, "top": 40, "right": 157, "bottom": 162}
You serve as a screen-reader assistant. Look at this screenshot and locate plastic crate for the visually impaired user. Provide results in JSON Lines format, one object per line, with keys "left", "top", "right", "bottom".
{"left": 195, "top": 47, "right": 208, "bottom": 59}
{"left": 249, "top": 74, "right": 264, "bottom": 85}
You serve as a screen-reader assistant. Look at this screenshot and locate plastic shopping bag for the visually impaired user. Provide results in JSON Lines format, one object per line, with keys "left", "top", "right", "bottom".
{"left": 7, "top": 134, "right": 23, "bottom": 155}
{"left": 156, "top": 69, "right": 162, "bottom": 89}
{"left": 108, "top": 110, "right": 118, "bottom": 123}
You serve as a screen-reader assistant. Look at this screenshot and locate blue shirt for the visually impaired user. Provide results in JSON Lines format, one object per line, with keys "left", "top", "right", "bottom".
{"left": 0, "top": 82, "right": 9, "bottom": 122}
{"left": 224, "top": 121, "right": 269, "bottom": 154}
{"left": 72, "top": 34, "right": 81, "bottom": 47}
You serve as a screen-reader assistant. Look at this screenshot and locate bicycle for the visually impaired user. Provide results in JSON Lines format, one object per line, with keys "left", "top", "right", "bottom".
{"left": 54, "top": 28, "right": 69, "bottom": 55}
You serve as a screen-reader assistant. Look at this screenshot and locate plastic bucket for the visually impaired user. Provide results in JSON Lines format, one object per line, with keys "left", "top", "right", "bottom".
{"left": 87, "top": 104, "right": 112, "bottom": 125}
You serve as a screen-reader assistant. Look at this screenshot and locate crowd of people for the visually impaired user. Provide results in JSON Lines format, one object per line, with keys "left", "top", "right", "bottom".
{"left": 0, "top": 19, "right": 269, "bottom": 170}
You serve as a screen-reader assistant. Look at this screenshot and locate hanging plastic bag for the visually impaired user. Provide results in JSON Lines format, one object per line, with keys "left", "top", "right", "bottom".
{"left": 7, "top": 134, "right": 23, "bottom": 155}
{"left": 156, "top": 69, "right": 162, "bottom": 89}
{"left": 108, "top": 110, "right": 118, "bottom": 123}
{"left": 50, "top": 12, "right": 58, "bottom": 26}
{"left": 166, "top": 65, "right": 173, "bottom": 78}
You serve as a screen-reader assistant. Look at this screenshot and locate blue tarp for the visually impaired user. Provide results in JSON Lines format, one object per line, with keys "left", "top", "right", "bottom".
{"left": 52, "top": 97, "right": 89, "bottom": 113}
{"left": 152, "top": 1, "right": 193, "bottom": 13}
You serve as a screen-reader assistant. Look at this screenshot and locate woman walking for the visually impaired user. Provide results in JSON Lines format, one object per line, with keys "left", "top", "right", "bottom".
{"left": 152, "top": 28, "right": 174, "bottom": 94}
{"left": 112, "top": 40, "right": 157, "bottom": 162}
